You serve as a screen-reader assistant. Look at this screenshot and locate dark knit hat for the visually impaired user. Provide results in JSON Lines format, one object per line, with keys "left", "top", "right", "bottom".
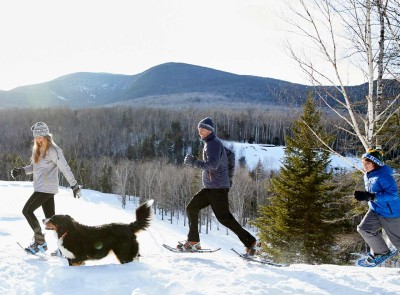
{"left": 31, "top": 122, "right": 50, "bottom": 138}
{"left": 197, "top": 117, "right": 214, "bottom": 132}
{"left": 362, "top": 149, "right": 384, "bottom": 166}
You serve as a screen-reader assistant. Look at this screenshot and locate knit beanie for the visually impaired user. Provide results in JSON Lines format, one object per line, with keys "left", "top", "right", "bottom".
{"left": 31, "top": 122, "right": 50, "bottom": 138}
{"left": 362, "top": 149, "right": 384, "bottom": 166}
{"left": 197, "top": 117, "right": 215, "bottom": 132}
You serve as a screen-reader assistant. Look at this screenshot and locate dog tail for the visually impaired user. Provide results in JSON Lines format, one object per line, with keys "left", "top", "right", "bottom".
{"left": 130, "top": 199, "right": 153, "bottom": 233}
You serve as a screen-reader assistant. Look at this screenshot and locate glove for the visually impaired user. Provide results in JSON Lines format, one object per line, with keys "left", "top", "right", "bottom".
{"left": 354, "top": 191, "right": 375, "bottom": 201}
{"left": 11, "top": 167, "right": 25, "bottom": 179}
{"left": 71, "top": 184, "right": 82, "bottom": 199}
{"left": 184, "top": 154, "right": 196, "bottom": 166}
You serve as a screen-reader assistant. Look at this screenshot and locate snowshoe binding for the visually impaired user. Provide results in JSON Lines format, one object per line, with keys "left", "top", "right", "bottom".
{"left": 357, "top": 249, "right": 398, "bottom": 267}
{"left": 177, "top": 240, "right": 201, "bottom": 251}
{"left": 25, "top": 241, "right": 48, "bottom": 254}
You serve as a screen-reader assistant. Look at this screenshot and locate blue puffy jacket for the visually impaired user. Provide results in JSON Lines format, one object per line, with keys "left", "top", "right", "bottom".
{"left": 365, "top": 165, "right": 400, "bottom": 217}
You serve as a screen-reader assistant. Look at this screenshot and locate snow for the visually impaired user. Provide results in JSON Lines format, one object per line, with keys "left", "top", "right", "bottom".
{"left": 1, "top": 181, "right": 400, "bottom": 295}
{"left": 227, "top": 142, "right": 362, "bottom": 172}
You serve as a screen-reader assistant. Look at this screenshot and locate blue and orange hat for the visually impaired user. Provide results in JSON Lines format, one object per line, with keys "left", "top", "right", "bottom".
{"left": 362, "top": 148, "right": 384, "bottom": 166}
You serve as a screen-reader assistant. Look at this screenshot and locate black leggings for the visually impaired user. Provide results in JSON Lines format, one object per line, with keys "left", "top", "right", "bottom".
{"left": 22, "top": 192, "right": 55, "bottom": 235}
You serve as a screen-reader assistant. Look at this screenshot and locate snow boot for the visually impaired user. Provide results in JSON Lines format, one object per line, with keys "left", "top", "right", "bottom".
{"left": 245, "top": 240, "right": 258, "bottom": 257}
{"left": 177, "top": 240, "right": 201, "bottom": 251}
{"left": 25, "top": 233, "right": 47, "bottom": 254}
{"left": 365, "top": 250, "right": 393, "bottom": 265}
{"left": 25, "top": 241, "right": 48, "bottom": 254}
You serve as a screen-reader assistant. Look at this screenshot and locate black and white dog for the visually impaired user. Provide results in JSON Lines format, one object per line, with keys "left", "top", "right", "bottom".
{"left": 43, "top": 199, "right": 153, "bottom": 266}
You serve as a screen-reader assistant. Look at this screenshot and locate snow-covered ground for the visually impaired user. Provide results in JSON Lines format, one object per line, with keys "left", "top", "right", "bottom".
{"left": 227, "top": 142, "right": 361, "bottom": 171}
{"left": 1, "top": 181, "right": 399, "bottom": 295}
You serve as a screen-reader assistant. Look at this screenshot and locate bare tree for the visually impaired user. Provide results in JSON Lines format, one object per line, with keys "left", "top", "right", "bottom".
{"left": 285, "top": 0, "right": 399, "bottom": 152}
{"left": 113, "top": 159, "right": 131, "bottom": 208}
{"left": 230, "top": 167, "right": 254, "bottom": 227}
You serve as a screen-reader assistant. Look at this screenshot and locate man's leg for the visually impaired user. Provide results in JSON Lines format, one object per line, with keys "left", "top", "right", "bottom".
{"left": 186, "top": 189, "right": 211, "bottom": 242}
{"left": 210, "top": 189, "right": 256, "bottom": 248}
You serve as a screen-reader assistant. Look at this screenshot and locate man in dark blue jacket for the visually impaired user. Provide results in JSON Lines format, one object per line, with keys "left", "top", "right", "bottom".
{"left": 178, "top": 117, "right": 256, "bottom": 255}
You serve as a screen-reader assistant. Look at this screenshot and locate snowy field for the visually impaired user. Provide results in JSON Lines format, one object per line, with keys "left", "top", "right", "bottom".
{"left": 227, "top": 142, "right": 361, "bottom": 171}
{"left": 1, "top": 181, "right": 400, "bottom": 295}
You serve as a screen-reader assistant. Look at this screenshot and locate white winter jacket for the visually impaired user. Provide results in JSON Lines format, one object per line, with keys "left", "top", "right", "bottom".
{"left": 23, "top": 145, "right": 77, "bottom": 194}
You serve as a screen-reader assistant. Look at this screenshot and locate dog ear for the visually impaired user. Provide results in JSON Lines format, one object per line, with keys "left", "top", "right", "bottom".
{"left": 65, "top": 215, "right": 75, "bottom": 221}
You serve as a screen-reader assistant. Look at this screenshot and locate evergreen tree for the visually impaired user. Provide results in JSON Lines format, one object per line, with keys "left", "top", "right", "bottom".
{"left": 253, "top": 96, "right": 337, "bottom": 264}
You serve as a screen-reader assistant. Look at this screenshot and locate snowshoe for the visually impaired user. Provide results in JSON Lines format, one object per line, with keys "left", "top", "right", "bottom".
{"left": 25, "top": 241, "right": 48, "bottom": 254}
{"left": 163, "top": 243, "right": 220, "bottom": 253}
{"left": 357, "top": 249, "right": 398, "bottom": 267}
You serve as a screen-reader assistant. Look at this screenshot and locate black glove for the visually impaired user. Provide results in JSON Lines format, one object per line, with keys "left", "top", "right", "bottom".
{"left": 354, "top": 191, "right": 375, "bottom": 201}
{"left": 71, "top": 184, "right": 82, "bottom": 199}
{"left": 184, "top": 154, "right": 196, "bottom": 166}
{"left": 11, "top": 167, "right": 25, "bottom": 179}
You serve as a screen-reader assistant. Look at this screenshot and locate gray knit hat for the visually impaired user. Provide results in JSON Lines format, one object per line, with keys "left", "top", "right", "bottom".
{"left": 31, "top": 122, "right": 50, "bottom": 138}
{"left": 197, "top": 117, "right": 214, "bottom": 132}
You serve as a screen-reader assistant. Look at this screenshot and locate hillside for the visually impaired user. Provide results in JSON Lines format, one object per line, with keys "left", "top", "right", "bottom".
{"left": 1, "top": 181, "right": 400, "bottom": 294}
{"left": 228, "top": 142, "right": 361, "bottom": 171}
{"left": 0, "top": 62, "right": 371, "bottom": 109}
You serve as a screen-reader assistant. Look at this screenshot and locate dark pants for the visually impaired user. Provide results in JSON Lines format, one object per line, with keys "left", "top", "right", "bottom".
{"left": 186, "top": 188, "right": 256, "bottom": 248}
{"left": 22, "top": 192, "right": 55, "bottom": 242}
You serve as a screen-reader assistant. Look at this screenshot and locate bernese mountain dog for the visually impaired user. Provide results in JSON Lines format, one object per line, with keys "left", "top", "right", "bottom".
{"left": 43, "top": 199, "right": 153, "bottom": 266}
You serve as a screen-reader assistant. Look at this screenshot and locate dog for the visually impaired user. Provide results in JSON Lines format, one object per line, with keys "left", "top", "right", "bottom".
{"left": 43, "top": 199, "right": 153, "bottom": 266}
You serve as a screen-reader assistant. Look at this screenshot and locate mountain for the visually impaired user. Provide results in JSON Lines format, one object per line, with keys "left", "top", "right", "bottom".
{"left": 0, "top": 63, "right": 314, "bottom": 109}
{"left": 0, "top": 62, "right": 398, "bottom": 109}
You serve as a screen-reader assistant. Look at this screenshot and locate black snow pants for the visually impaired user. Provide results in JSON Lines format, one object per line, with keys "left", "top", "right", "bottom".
{"left": 186, "top": 188, "right": 256, "bottom": 248}
{"left": 22, "top": 192, "right": 55, "bottom": 243}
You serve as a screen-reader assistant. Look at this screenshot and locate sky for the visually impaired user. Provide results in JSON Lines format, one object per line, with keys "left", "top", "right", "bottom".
{"left": 0, "top": 0, "right": 365, "bottom": 91}
{"left": 2, "top": 178, "right": 400, "bottom": 295}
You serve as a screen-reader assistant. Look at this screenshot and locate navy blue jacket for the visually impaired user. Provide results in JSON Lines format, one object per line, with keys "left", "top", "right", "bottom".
{"left": 366, "top": 165, "right": 400, "bottom": 217}
{"left": 192, "top": 132, "right": 230, "bottom": 189}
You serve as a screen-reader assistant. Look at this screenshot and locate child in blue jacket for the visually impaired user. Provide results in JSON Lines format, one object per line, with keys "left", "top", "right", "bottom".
{"left": 354, "top": 149, "right": 400, "bottom": 264}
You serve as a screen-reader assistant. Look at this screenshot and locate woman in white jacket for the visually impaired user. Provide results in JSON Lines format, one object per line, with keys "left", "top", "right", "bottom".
{"left": 11, "top": 122, "right": 81, "bottom": 254}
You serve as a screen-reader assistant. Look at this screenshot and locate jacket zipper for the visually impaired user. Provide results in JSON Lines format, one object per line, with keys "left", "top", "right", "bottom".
{"left": 44, "top": 172, "right": 48, "bottom": 189}
{"left": 387, "top": 203, "right": 393, "bottom": 215}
